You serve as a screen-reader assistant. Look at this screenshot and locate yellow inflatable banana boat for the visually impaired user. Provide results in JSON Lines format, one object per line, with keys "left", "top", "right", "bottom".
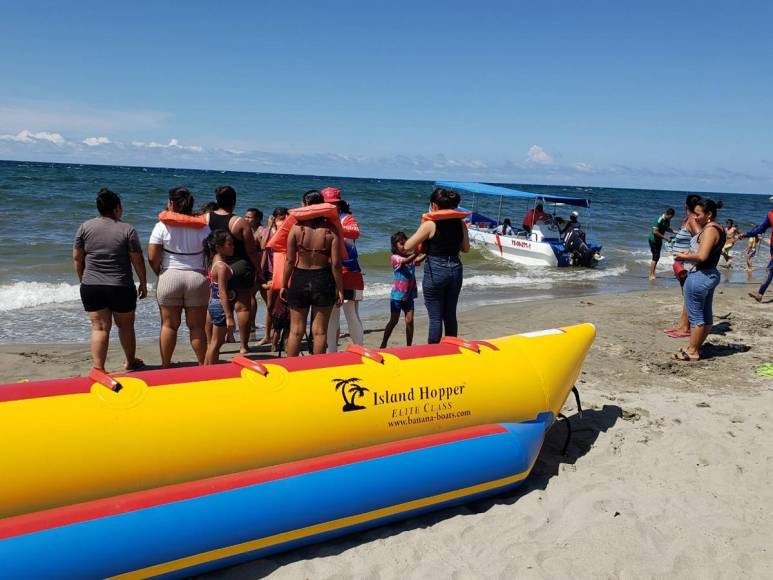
{"left": 0, "top": 323, "right": 594, "bottom": 578}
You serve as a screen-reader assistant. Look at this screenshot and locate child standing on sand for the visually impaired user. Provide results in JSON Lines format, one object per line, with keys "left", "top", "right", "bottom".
{"left": 204, "top": 230, "right": 236, "bottom": 365}
{"left": 381, "top": 232, "right": 424, "bottom": 348}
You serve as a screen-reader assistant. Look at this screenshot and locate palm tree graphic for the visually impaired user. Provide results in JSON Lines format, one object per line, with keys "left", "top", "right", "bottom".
{"left": 334, "top": 377, "right": 369, "bottom": 412}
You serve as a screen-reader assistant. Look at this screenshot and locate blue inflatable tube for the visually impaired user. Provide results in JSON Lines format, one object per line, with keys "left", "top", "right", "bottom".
{"left": 0, "top": 418, "right": 550, "bottom": 579}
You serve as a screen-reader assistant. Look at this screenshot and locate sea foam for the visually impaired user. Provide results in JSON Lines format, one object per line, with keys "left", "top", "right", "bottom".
{"left": 0, "top": 281, "right": 81, "bottom": 311}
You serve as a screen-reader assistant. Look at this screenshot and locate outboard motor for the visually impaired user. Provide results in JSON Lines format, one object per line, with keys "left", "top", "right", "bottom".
{"left": 563, "top": 227, "right": 597, "bottom": 267}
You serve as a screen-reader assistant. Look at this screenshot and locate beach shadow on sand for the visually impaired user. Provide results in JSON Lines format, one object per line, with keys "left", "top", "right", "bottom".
{"left": 202, "top": 405, "right": 622, "bottom": 579}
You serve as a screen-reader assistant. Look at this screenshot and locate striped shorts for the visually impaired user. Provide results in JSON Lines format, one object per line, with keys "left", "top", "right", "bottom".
{"left": 156, "top": 269, "right": 209, "bottom": 307}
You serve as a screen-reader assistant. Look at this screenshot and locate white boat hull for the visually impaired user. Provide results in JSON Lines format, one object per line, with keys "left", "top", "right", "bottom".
{"left": 468, "top": 229, "right": 560, "bottom": 267}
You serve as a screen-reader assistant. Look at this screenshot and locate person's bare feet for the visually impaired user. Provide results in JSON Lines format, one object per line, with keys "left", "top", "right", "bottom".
{"left": 648, "top": 274, "right": 656, "bottom": 281}
{"left": 748, "top": 292, "right": 763, "bottom": 302}
{"left": 665, "top": 330, "right": 691, "bottom": 338}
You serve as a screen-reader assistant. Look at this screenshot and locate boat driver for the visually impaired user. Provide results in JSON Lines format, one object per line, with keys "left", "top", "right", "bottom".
{"left": 521, "top": 203, "right": 550, "bottom": 233}
{"left": 558, "top": 211, "right": 581, "bottom": 238}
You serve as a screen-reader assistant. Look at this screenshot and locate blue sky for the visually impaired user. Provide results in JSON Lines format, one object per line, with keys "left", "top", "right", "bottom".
{"left": 1, "top": 0, "right": 771, "bottom": 193}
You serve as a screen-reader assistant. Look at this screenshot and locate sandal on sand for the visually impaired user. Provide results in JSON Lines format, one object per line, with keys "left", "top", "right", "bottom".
{"left": 748, "top": 292, "right": 763, "bottom": 302}
{"left": 673, "top": 349, "right": 699, "bottom": 362}
{"left": 125, "top": 358, "right": 145, "bottom": 372}
{"left": 665, "top": 330, "right": 691, "bottom": 338}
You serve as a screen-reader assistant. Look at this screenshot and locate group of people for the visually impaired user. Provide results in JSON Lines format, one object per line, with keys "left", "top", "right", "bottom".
{"left": 73, "top": 185, "right": 470, "bottom": 372}
{"left": 649, "top": 209, "right": 765, "bottom": 281}
{"left": 491, "top": 203, "right": 581, "bottom": 240}
{"left": 659, "top": 194, "right": 773, "bottom": 362}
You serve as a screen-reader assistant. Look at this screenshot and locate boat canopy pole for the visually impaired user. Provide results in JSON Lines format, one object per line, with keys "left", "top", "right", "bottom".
{"left": 496, "top": 196, "right": 503, "bottom": 224}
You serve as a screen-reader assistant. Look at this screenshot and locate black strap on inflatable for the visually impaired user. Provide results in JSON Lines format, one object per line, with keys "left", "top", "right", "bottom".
{"left": 558, "top": 412, "right": 572, "bottom": 455}
{"left": 572, "top": 386, "right": 583, "bottom": 418}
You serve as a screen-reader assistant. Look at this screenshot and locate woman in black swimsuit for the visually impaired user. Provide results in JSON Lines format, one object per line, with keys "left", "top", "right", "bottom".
{"left": 281, "top": 190, "right": 344, "bottom": 356}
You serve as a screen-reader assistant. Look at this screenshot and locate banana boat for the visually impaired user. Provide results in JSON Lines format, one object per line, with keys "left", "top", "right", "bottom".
{"left": 0, "top": 323, "right": 595, "bottom": 578}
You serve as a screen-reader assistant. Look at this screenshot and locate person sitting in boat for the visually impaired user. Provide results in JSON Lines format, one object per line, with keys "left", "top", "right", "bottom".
{"left": 495, "top": 218, "right": 514, "bottom": 236}
{"left": 521, "top": 203, "right": 550, "bottom": 233}
{"left": 558, "top": 211, "right": 581, "bottom": 239}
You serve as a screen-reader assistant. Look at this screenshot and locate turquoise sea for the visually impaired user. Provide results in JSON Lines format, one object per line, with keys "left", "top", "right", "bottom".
{"left": 0, "top": 159, "right": 769, "bottom": 344}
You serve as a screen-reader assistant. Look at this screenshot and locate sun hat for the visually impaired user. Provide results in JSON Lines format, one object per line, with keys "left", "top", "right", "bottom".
{"left": 570, "top": 211, "right": 579, "bottom": 218}
{"left": 321, "top": 187, "right": 342, "bottom": 203}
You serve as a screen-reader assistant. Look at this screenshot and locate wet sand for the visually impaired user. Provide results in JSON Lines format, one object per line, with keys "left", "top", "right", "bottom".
{"left": 1, "top": 285, "right": 771, "bottom": 577}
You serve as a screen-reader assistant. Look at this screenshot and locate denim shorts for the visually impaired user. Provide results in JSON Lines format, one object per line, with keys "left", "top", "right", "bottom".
{"left": 208, "top": 297, "right": 234, "bottom": 327}
{"left": 684, "top": 268, "right": 720, "bottom": 327}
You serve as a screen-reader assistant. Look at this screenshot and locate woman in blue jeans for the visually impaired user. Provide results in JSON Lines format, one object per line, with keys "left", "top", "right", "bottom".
{"left": 405, "top": 187, "right": 470, "bottom": 343}
{"left": 673, "top": 198, "right": 726, "bottom": 361}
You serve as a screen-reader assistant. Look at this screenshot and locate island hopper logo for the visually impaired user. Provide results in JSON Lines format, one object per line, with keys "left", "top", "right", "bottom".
{"left": 334, "top": 377, "right": 468, "bottom": 416}
{"left": 333, "top": 377, "right": 369, "bottom": 412}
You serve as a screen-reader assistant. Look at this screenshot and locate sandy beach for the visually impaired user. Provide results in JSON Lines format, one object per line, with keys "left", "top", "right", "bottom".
{"left": 1, "top": 284, "right": 771, "bottom": 578}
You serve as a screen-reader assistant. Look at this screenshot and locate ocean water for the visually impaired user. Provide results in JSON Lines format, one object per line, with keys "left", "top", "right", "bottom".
{"left": 0, "top": 159, "right": 770, "bottom": 344}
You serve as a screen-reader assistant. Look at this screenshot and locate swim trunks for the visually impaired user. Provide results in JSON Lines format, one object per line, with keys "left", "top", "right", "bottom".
{"left": 649, "top": 238, "right": 663, "bottom": 261}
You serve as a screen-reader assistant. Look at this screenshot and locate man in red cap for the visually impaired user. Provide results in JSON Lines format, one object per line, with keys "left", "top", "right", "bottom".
{"left": 321, "top": 187, "right": 365, "bottom": 351}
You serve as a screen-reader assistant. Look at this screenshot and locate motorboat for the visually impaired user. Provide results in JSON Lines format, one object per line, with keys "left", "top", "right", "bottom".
{"left": 435, "top": 181, "right": 603, "bottom": 267}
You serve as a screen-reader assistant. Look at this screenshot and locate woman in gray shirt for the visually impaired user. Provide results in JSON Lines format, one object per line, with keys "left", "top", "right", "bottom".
{"left": 73, "top": 188, "right": 147, "bottom": 371}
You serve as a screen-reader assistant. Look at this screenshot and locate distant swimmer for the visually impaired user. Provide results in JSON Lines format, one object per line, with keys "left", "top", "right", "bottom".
{"left": 720, "top": 219, "right": 738, "bottom": 266}
{"left": 648, "top": 207, "right": 676, "bottom": 281}
{"left": 738, "top": 195, "right": 773, "bottom": 302}
{"left": 745, "top": 229, "right": 760, "bottom": 272}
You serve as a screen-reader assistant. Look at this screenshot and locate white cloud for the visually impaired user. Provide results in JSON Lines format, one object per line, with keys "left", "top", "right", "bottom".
{"left": 131, "top": 138, "right": 203, "bottom": 152}
{"left": 0, "top": 129, "right": 67, "bottom": 145}
{"left": 526, "top": 145, "right": 553, "bottom": 164}
{"left": 82, "top": 136, "right": 111, "bottom": 146}
{"left": 572, "top": 162, "right": 593, "bottom": 172}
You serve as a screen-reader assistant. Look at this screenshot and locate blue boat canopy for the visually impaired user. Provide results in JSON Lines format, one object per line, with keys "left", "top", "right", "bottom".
{"left": 435, "top": 181, "right": 591, "bottom": 208}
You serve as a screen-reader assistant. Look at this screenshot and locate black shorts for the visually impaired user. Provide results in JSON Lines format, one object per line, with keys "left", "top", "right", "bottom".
{"left": 649, "top": 238, "right": 663, "bottom": 261}
{"left": 287, "top": 268, "right": 336, "bottom": 309}
{"left": 229, "top": 258, "right": 255, "bottom": 290}
{"left": 80, "top": 284, "right": 137, "bottom": 313}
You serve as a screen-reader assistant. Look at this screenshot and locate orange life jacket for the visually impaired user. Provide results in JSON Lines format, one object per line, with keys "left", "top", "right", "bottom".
{"left": 420, "top": 209, "right": 471, "bottom": 223}
{"left": 417, "top": 209, "right": 471, "bottom": 253}
{"left": 158, "top": 211, "right": 208, "bottom": 229}
{"left": 265, "top": 203, "right": 348, "bottom": 258}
